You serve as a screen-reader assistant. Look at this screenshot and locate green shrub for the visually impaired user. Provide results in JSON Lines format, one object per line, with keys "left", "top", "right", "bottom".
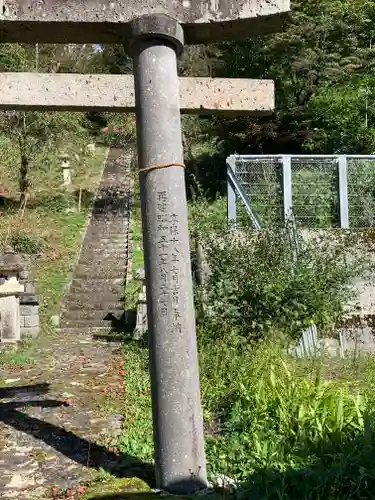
{"left": 35, "top": 192, "right": 76, "bottom": 213}
{"left": 192, "top": 200, "right": 371, "bottom": 341}
{"left": 10, "top": 231, "right": 43, "bottom": 255}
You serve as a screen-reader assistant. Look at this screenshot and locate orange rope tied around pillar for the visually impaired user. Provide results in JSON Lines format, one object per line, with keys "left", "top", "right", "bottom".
{"left": 138, "top": 162, "right": 185, "bottom": 174}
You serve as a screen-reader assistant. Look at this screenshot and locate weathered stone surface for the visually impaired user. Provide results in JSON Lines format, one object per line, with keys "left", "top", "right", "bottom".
{"left": 0, "top": 330, "right": 138, "bottom": 500}
{"left": 0, "top": 277, "right": 24, "bottom": 296}
{"left": 19, "top": 305, "right": 38, "bottom": 317}
{"left": 0, "top": 73, "right": 275, "bottom": 115}
{"left": 20, "top": 326, "right": 40, "bottom": 338}
{"left": 0, "top": 295, "right": 21, "bottom": 343}
{"left": 0, "top": 249, "right": 24, "bottom": 276}
{"left": 23, "top": 315, "right": 40, "bottom": 328}
{"left": 0, "top": 0, "right": 290, "bottom": 44}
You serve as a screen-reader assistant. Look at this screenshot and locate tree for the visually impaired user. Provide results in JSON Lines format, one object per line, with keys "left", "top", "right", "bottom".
{"left": 215, "top": 0, "right": 375, "bottom": 154}
{"left": 0, "top": 110, "right": 88, "bottom": 202}
{"left": 0, "top": 43, "right": 93, "bottom": 201}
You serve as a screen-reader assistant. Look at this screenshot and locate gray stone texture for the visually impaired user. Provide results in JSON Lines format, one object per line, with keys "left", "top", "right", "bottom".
{"left": 23, "top": 314, "right": 40, "bottom": 328}
{"left": 132, "top": 19, "right": 206, "bottom": 491}
{"left": 0, "top": 0, "right": 290, "bottom": 44}
{"left": 20, "top": 304, "right": 38, "bottom": 316}
{"left": 0, "top": 295, "right": 20, "bottom": 342}
{"left": 0, "top": 73, "right": 274, "bottom": 115}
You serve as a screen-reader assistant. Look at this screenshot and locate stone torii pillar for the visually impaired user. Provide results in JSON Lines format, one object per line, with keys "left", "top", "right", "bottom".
{"left": 0, "top": 0, "right": 290, "bottom": 493}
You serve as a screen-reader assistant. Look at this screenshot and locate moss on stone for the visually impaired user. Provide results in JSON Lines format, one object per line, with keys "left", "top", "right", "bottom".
{"left": 81, "top": 477, "right": 152, "bottom": 499}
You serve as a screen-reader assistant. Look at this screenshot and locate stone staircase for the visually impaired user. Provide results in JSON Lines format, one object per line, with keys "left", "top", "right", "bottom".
{"left": 60, "top": 147, "right": 133, "bottom": 330}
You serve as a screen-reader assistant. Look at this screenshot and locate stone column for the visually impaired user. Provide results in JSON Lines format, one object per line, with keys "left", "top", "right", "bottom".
{"left": 128, "top": 15, "right": 207, "bottom": 494}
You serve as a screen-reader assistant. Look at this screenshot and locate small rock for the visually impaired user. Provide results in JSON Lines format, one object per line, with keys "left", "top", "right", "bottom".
{"left": 4, "top": 378, "right": 21, "bottom": 384}
{"left": 5, "top": 473, "right": 35, "bottom": 489}
{"left": 50, "top": 315, "right": 60, "bottom": 327}
{"left": 62, "top": 392, "right": 74, "bottom": 398}
{"left": 210, "top": 474, "right": 239, "bottom": 490}
{"left": 135, "top": 267, "right": 145, "bottom": 280}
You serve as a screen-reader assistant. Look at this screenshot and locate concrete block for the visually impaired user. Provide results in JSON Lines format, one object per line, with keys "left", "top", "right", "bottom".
{"left": 0, "top": 295, "right": 20, "bottom": 343}
{"left": 24, "top": 315, "right": 40, "bottom": 328}
{"left": 50, "top": 315, "right": 60, "bottom": 327}
{"left": 21, "top": 326, "right": 40, "bottom": 338}
{"left": 24, "top": 282, "right": 36, "bottom": 294}
{"left": 20, "top": 304, "right": 39, "bottom": 316}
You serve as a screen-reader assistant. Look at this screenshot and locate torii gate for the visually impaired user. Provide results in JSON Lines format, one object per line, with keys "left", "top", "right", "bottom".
{"left": 0, "top": 1, "right": 290, "bottom": 494}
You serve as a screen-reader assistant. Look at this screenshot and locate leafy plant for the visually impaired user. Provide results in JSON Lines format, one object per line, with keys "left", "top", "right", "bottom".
{"left": 192, "top": 199, "right": 371, "bottom": 341}
{"left": 200, "top": 338, "right": 370, "bottom": 483}
{"left": 10, "top": 231, "right": 43, "bottom": 255}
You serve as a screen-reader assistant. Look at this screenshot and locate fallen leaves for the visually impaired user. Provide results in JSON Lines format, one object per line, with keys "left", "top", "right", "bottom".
{"left": 51, "top": 485, "right": 87, "bottom": 498}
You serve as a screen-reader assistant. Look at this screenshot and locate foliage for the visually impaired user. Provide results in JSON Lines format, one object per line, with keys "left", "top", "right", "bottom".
{"left": 304, "top": 83, "right": 375, "bottom": 154}
{"left": 200, "top": 340, "right": 368, "bottom": 481}
{"left": 0, "top": 43, "right": 95, "bottom": 200}
{"left": 117, "top": 342, "right": 153, "bottom": 462}
{"left": 192, "top": 199, "right": 371, "bottom": 341}
{"left": 117, "top": 186, "right": 375, "bottom": 500}
{"left": 115, "top": 331, "right": 375, "bottom": 498}
{"left": 213, "top": 0, "right": 375, "bottom": 155}
{"left": 0, "top": 110, "right": 89, "bottom": 199}
{"left": 10, "top": 231, "right": 43, "bottom": 255}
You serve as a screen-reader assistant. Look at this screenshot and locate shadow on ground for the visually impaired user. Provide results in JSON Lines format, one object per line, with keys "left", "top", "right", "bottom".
{"left": 90, "top": 311, "right": 138, "bottom": 344}
{"left": 0, "top": 384, "right": 155, "bottom": 486}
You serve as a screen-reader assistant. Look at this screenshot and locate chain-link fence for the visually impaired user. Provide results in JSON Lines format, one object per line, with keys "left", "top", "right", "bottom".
{"left": 227, "top": 155, "right": 375, "bottom": 229}
{"left": 291, "top": 157, "right": 337, "bottom": 228}
{"left": 347, "top": 157, "right": 375, "bottom": 228}
{"left": 233, "top": 156, "right": 283, "bottom": 227}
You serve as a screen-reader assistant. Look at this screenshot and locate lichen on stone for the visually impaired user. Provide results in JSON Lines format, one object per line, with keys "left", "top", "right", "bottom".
{"left": 81, "top": 477, "right": 151, "bottom": 499}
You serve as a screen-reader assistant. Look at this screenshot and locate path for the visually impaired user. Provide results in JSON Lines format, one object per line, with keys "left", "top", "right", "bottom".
{"left": 0, "top": 331, "right": 138, "bottom": 499}
{"left": 0, "top": 148, "right": 150, "bottom": 499}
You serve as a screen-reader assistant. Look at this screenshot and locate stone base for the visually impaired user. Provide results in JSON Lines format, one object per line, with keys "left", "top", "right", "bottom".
{"left": 19, "top": 297, "right": 40, "bottom": 339}
{"left": 21, "top": 326, "right": 40, "bottom": 339}
{"left": 134, "top": 299, "right": 147, "bottom": 340}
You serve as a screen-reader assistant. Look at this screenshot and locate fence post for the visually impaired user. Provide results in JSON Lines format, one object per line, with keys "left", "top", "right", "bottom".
{"left": 282, "top": 155, "right": 292, "bottom": 222}
{"left": 338, "top": 155, "right": 349, "bottom": 228}
{"left": 227, "top": 156, "right": 237, "bottom": 225}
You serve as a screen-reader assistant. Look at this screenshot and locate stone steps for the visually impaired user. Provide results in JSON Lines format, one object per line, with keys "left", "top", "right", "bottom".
{"left": 73, "top": 268, "right": 128, "bottom": 280}
{"left": 62, "top": 308, "right": 124, "bottom": 322}
{"left": 76, "top": 252, "right": 129, "bottom": 263}
{"left": 60, "top": 147, "right": 133, "bottom": 329}
{"left": 62, "top": 317, "right": 125, "bottom": 329}
{"left": 69, "top": 277, "right": 124, "bottom": 289}
{"left": 80, "top": 240, "right": 127, "bottom": 248}
{"left": 77, "top": 247, "right": 128, "bottom": 256}
{"left": 62, "top": 300, "right": 124, "bottom": 312}
{"left": 63, "top": 292, "right": 123, "bottom": 306}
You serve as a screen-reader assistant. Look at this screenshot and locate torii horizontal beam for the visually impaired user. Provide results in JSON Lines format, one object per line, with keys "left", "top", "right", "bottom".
{"left": 0, "top": 73, "right": 274, "bottom": 115}
{"left": 0, "top": 0, "right": 290, "bottom": 44}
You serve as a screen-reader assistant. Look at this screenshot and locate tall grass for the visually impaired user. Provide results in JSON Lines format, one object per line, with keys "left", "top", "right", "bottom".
{"left": 201, "top": 339, "right": 369, "bottom": 477}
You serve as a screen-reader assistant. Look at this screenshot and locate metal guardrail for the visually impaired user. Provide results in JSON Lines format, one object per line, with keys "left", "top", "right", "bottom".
{"left": 226, "top": 154, "right": 365, "bottom": 358}
{"left": 226, "top": 163, "right": 261, "bottom": 230}
{"left": 227, "top": 154, "right": 375, "bottom": 229}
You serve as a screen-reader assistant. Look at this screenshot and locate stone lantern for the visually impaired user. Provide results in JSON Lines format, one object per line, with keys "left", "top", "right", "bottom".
{"left": 0, "top": 246, "right": 40, "bottom": 342}
{"left": 61, "top": 153, "right": 71, "bottom": 187}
